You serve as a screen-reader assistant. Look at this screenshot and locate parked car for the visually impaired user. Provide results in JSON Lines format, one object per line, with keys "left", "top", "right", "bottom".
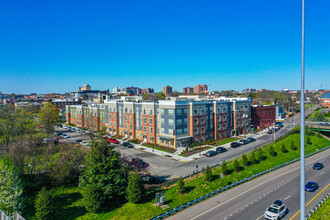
{"left": 247, "top": 137, "right": 256, "bottom": 143}
{"left": 230, "top": 142, "right": 241, "bottom": 148}
{"left": 216, "top": 147, "right": 227, "bottom": 154}
{"left": 268, "top": 129, "right": 273, "bottom": 134}
{"left": 132, "top": 157, "right": 149, "bottom": 168}
{"left": 276, "top": 123, "right": 284, "bottom": 128}
{"left": 107, "top": 138, "right": 120, "bottom": 144}
{"left": 264, "top": 200, "right": 287, "bottom": 220}
{"left": 313, "top": 162, "right": 324, "bottom": 170}
{"left": 123, "top": 142, "right": 134, "bottom": 148}
{"left": 61, "top": 134, "right": 69, "bottom": 138}
{"left": 43, "top": 137, "right": 58, "bottom": 143}
{"left": 305, "top": 182, "right": 319, "bottom": 192}
{"left": 239, "top": 139, "right": 248, "bottom": 145}
{"left": 205, "top": 150, "right": 217, "bottom": 157}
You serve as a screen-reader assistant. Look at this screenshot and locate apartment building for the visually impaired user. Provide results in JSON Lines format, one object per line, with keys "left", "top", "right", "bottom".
{"left": 251, "top": 105, "right": 276, "bottom": 129}
{"left": 194, "top": 84, "right": 208, "bottom": 94}
{"left": 66, "top": 96, "right": 251, "bottom": 148}
{"left": 183, "top": 87, "right": 194, "bottom": 94}
{"left": 163, "top": 86, "right": 173, "bottom": 95}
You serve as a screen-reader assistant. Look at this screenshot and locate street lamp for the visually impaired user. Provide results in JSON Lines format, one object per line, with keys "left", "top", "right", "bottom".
{"left": 300, "top": 0, "right": 306, "bottom": 219}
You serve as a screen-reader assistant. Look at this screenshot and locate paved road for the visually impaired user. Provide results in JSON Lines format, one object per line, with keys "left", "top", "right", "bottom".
{"left": 167, "top": 147, "right": 330, "bottom": 220}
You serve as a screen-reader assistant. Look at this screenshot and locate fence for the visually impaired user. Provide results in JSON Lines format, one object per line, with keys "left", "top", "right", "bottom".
{"left": 151, "top": 145, "right": 330, "bottom": 220}
{"left": 0, "top": 208, "right": 25, "bottom": 220}
{"left": 305, "top": 192, "right": 330, "bottom": 219}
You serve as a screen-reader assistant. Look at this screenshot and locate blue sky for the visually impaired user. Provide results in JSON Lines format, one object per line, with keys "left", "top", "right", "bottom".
{"left": 0, "top": 0, "right": 329, "bottom": 94}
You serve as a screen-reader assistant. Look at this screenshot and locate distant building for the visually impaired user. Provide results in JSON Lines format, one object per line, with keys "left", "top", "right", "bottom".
{"left": 251, "top": 105, "right": 276, "bottom": 129}
{"left": 141, "top": 88, "right": 154, "bottom": 94}
{"left": 194, "top": 84, "right": 208, "bottom": 94}
{"left": 113, "top": 87, "right": 121, "bottom": 94}
{"left": 79, "top": 84, "right": 91, "bottom": 92}
{"left": 51, "top": 98, "right": 82, "bottom": 110}
{"left": 183, "top": 87, "right": 194, "bottom": 94}
{"left": 125, "top": 87, "right": 140, "bottom": 95}
{"left": 163, "top": 86, "right": 173, "bottom": 95}
{"left": 321, "top": 93, "right": 330, "bottom": 108}
{"left": 276, "top": 105, "right": 286, "bottom": 120}
{"left": 244, "top": 88, "right": 256, "bottom": 93}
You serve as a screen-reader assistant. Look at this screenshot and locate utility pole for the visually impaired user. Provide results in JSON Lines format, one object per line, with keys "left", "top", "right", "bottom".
{"left": 300, "top": 0, "right": 306, "bottom": 219}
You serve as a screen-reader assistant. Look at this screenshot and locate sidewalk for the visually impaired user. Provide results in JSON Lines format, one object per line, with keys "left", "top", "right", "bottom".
{"left": 118, "top": 129, "right": 270, "bottom": 162}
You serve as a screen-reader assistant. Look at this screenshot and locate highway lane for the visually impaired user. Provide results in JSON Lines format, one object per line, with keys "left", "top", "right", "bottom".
{"left": 167, "top": 147, "right": 330, "bottom": 220}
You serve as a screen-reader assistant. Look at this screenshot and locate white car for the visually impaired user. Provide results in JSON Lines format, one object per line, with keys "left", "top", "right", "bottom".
{"left": 264, "top": 200, "right": 287, "bottom": 220}
{"left": 61, "top": 134, "right": 70, "bottom": 139}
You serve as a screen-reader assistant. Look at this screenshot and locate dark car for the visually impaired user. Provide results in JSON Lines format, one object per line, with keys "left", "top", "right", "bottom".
{"left": 247, "top": 137, "right": 256, "bottom": 142}
{"left": 205, "top": 150, "right": 217, "bottom": 157}
{"left": 268, "top": 129, "right": 273, "bottom": 134}
{"left": 230, "top": 142, "right": 241, "bottom": 148}
{"left": 305, "top": 182, "right": 319, "bottom": 192}
{"left": 276, "top": 123, "right": 284, "bottom": 128}
{"left": 216, "top": 147, "right": 227, "bottom": 154}
{"left": 239, "top": 139, "right": 248, "bottom": 145}
{"left": 107, "top": 138, "right": 120, "bottom": 144}
{"left": 123, "top": 142, "right": 134, "bottom": 148}
{"left": 132, "top": 158, "right": 149, "bottom": 168}
{"left": 313, "top": 163, "right": 324, "bottom": 170}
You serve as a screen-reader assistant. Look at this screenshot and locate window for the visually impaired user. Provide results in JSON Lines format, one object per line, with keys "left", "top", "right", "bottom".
{"left": 184, "top": 128, "right": 188, "bottom": 134}
{"left": 113, "top": 115, "right": 116, "bottom": 120}
{"left": 144, "top": 127, "right": 147, "bottom": 133}
{"left": 169, "top": 119, "right": 174, "bottom": 126}
{"left": 169, "top": 129, "right": 173, "bottom": 134}
{"left": 125, "top": 108, "right": 127, "bottom": 113}
{"left": 195, "top": 138, "right": 198, "bottom": 142}
{"left": 130, "top": 124, "right": 132, "bottom": 130}
{"left": 143, "top": 117, "right": 147, "bottom": 124}
{"left": 125, "top": 115, "right": 127, "bottom": 121}
{"left": 129, "top": 109, "right": 132, "bottom": 113}
{"left": 129, "top": 116, "right": 132, "bottom": 122}
{"left": 201, "top": 118, "right": 205, "bottom": 124}
{"left": 177, "top": 129, "right": 182, "bottom": 134}
{"left": 183, "top": 118, "right": 187, "bottom": 125}
{"left": 183, "top": 109, "right": 187, "bottom": 114}
{"left": 125, "top": 123, "right": 128, "bottom": 129}
{"left": 201, "top": 109, "right": 205, "bottom": 114}
{"left": 161, "top": 128, "right": 165, "bottom": 133}
{"left": 176, "top": 109, "right": 182, "bottom": 115}
{"left": 201, "top": 127, "right": 205, "bottom": 134}
{"left": 149, "top": 110, "right": 152, "bottom": 115}
{"left": 218, "top": 116, "right": 221, "bottom": 121}
{"left": 161, "top": 118, "right": 164, "bottom": 124}
{"left": 161, "top": 109, "right": 164, "bottom": 115}
{"left": 149, "top": 118, "right": 152, "bottom": 125}
{"left": 194, "top": 128, "right": 198, "bottom": 135}
{"left": 168, "top": 109, "right": 174, "bottom": 115}
{"left": 143, "top": 109, "right": 146, "bottom": 115}
{"left": 149, "top": 127, "right": 153, "bottom": 133}
{"left": 194, "top": 119, "right": 198, "bottom": 125}
{"left": 176, "top": 119, "right": 182, "bottom": 126}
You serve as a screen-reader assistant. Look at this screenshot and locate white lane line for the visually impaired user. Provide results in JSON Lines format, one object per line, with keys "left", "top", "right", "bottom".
{"left": 256, "top": 214, "right": 264, "bottom": 220}
{"left": 190, "top": 152, "right": 330, "bottom": 220}
{"left": 320, "top": 171, "right": 324, "bottom": 175}
{"left": 284, "top": 195, "right": 291, "bottom": 200}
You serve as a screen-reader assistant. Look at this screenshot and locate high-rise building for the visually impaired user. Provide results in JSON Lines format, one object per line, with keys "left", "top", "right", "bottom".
{"left": 183, "top": 87, "right": 194, "bottom": 94}
{"left": 194, "top": 84, "right": 208, "bottom": 94}
{"left": 163, "top": 86, "right": 173, "bottom": 95}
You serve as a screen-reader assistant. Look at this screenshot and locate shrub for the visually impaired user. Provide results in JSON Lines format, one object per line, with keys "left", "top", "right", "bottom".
{"left": 233, "top": 159, "right": 240, "bottom": 172}
{"left": 317, "top": 131, "right": 322, "bottom": 138}
{"left": 281, "top": 143, "right": 288, "bottom": 153}
{"left": 242, "top": 154, "right": 249, "bottom": 166}
{"left": 291, "top": 141, "right": 297, "bottom": 150}
{"left": 177, "top": 176, "right": 185, "bottom": 194}
{"left": 204, "top": 166, "right": 212, "bottom": 182}
{"left": 82, "top": 184, "right": 101, "bottom": 213}
{"left": 125, "top": 172, "right": 142, "bottom": 203}
{"left": 306, "top": 136, "right": 312, "bottom": 145}
{"left": 221, "top": 160, "right": 229, "bottom": 175}
{"left": 269, "top": 146, "right": 276, "bottom": 157}
{"left": 35, "top": 187, "right": 55, "bottom": 220}
{"left": 250, "top": 151, "right": 258, "bottom": 164}
{"left": 257, "top": 149, "right": 264, "bottom": 161}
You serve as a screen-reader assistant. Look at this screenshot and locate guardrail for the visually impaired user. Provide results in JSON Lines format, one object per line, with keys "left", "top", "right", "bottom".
{"left": 151, "top": 145, "right": 330, "bottom": 220}
{"left": 305, "top": 192, "right": 330, "bottom": 219}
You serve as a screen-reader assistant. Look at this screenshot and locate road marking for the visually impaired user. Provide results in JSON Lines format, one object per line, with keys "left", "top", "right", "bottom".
{"left": 284, "top": 195, "right": 291, "bottom": 200}
{"left": 320, "top": 171, "right": 324, "bottom": 175}
{"left": 289, "top": 183, "right": 330, "bottom": 220}
{"left": 190, "top": 153, "right": 330, "bottom": 220}
{"left": 256, "top": 214, "right": 264, "bottom": 220}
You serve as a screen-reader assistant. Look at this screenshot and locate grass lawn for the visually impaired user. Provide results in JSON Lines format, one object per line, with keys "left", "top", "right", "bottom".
{"left": 141, "top": 144, "right": 176, "bottom": 154}
{"left": 22, "top": 133, "right": 330, "bottom": 220}
{"left": 215, "top": 137, "right": 236, "bottom": 146}
{"left": 309, "top": 197, "right": 330, "bottom": 220}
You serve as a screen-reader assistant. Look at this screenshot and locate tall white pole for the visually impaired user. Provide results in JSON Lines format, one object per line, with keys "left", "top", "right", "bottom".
{"left": 300, "top": 0, "right": 305, "bottom": 219}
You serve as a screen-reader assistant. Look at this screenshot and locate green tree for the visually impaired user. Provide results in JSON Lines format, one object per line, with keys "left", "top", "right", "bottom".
{"left": 233, "top": 159, "right": 240, "bottom": 172}
{"left": 81, "top": 184, "right": 101, "bottom": 213}
{"left": 125, "top": 172, "right": 142, "bottom": 203}
{"left": 177, "top": 176, "right": 185, "bottom": 194}
{"left": 317, "top": 130, "right": 322, "bottom": 138}
{"left": 0, "top": 159, "right": 24, "bottom": 216}
{"left": 204, "top": 166, "right": 212, "bottom": 182}
{"left": 79, "top": 139, "right": 127, "bottom": 211}
{"left": 250, "top": 151, "right": 258, "bottom": 164}
{"left": 242, "top": 154, "right": 249, "bottom": 166}
{"left": 269, "top": 146, "right": 276, "bottom": 157}
{"left": 306, "top": 136, "right": 312, "bottom": 145}
{"left": 35, "top": 187, "right": 55, "bottom": 220}
{"left": 38, "top": 102, "right": 60, "bottom": 135}
{"left": 257, "top": 149, "right": 264, "bottom": 161}
{"left": 281, "top": 143, "right": 287, "bottom": 153}
{"left": 154, "top": 92, "right": 165, "bottom": 101}
{"left": 291, "top": 141, "right": 297, "bottom": 150}
{"left": 221, "top": 160, "right": 229, "bottom": 175}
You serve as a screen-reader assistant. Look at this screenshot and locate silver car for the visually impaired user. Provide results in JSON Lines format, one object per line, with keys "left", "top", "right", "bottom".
{"left": 264, "top": 200, "right": 287, "bottom": 220}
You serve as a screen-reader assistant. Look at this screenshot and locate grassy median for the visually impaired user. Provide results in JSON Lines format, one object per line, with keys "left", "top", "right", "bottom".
{"left": 309, "top": 197, "right": 330, "bottom": 220}
{"left": 23, "top": 132, "right": 330, "bottom": 220}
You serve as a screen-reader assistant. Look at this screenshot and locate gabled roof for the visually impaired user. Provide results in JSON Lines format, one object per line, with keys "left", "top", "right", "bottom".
{"left": 321, "top": 93, "right": 330, "bottom": 99}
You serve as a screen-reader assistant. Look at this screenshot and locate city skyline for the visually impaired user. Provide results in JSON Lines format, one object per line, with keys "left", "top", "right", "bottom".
{"left": 1, "top": 0, "right": 329, "bottom": 93}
